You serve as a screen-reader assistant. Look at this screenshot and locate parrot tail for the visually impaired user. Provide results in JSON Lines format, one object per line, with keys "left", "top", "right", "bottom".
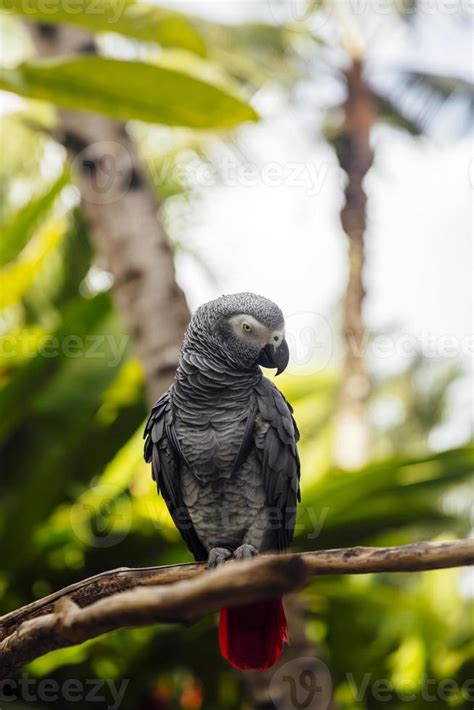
{"left": 218, "top": 598, "right": 289, "bottom": 671}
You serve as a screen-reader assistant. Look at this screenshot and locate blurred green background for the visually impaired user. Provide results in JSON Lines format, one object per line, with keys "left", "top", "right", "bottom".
{"left": 0, "top": 1, "right": 472, "bottom": 709}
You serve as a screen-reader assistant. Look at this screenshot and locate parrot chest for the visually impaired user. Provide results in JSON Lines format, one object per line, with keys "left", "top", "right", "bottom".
{"left": 171, "top": 372, "right": 269, "bottom": 551}
{"left": 174, "top": 406, "right": 250, "bottom": 480}
{"left": 180, "top": 451, "right": 267, "bottom": 551}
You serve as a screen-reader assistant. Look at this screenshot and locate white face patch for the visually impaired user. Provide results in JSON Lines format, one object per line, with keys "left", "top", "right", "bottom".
{"left": 271, "top": 330, "right": 285, "bottom": 347}
{"left": 228, "top": 314, "right": 285, "bottom": 348}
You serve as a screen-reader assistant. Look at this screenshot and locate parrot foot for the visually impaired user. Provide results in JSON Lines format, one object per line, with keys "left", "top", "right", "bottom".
{"left": 208, "top": 547, "right": 233, "bottom": 569}
{"left": 234, "top": 544, "right": 259, "bottom": 561}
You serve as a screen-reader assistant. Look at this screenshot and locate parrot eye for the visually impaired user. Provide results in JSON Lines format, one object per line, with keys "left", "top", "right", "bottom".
{"left": 242, "top": 323, "right": 252, "bottom": 333}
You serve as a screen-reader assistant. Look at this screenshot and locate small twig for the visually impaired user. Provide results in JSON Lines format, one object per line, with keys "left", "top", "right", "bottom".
{"left": 0, "top": 540, "right": 472, "bottom": 679}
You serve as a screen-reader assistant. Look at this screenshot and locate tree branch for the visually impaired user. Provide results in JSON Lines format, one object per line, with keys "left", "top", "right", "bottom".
{"left": 1, "top": 540, "right": 472, "bottom": 678}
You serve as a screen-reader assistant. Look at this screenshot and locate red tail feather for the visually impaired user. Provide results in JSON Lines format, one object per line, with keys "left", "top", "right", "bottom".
{"left": 219, "top": 598, "right": 289, "bottom": 671}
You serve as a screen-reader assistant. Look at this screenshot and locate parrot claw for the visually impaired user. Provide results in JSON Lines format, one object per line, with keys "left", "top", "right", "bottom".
{"left": 208, "top": 547, "right": 233, "bottom": 569}
{"left": 234, "top": 544, "right": 259, "bottom": 561}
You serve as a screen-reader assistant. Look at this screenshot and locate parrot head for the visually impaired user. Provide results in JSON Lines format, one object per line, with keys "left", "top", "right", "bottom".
{"left": 189, "top": 292, "right": 290, "bottom": 375}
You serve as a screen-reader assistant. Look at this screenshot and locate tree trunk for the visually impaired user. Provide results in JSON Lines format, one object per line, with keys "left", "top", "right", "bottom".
{"left": 334, "top": 59, "right": 377, "bottom": 469}
{"left": 29, "top": 23, "right": 190, "bottom": 404}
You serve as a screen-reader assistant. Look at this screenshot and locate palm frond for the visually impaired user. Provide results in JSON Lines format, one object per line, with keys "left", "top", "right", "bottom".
{"left": 375, "top": 92, "right": 423, "bottom": 135}
{"left": 374, "top": 69, "right": 474, "bottom": 136}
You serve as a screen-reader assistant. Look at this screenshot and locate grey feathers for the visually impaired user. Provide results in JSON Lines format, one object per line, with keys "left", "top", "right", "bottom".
{"left": 144, "top": 391, "right": 207, "bottom": 561}
{"left": 194, "top": 292, "right": 284, "bottom": 331}
{"left": 143, "top": 293, "right": 300, "bottom": 559}
{"left": 254, "top": 378, "right": 300, "bottom": 550}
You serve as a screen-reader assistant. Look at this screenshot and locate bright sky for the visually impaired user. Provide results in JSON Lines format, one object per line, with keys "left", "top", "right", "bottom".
{"left": 165, "top": 1, "right": 473, "bottom": 448}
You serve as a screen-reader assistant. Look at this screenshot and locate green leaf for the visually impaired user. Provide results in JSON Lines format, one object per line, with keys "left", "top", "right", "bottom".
{"left": 0, "top": 218, "right": 66, "bottom": 308}
{"left": 0, "top": 292, "right": 111, "bottom": 442}
{"left": 0, "top": 0, "right": 207, "bottom": 56}
{"left": 0, "top": 56, "right": 259, "bottom": 128}
{"left": 48, "top": 208, "right": 93, "bottom": 308}
{"left": 0, "top": 311, "right": 133, "bottom": 573}
{"left": 0, "top": 170, "right": 69, "bottom": 266}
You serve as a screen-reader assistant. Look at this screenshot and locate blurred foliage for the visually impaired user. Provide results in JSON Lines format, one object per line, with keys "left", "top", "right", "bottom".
{"left": 0, "top": 56, "right": 258, "bottom": 129}
{"left": 0, "top": 0, "right": 208, "bottom": 56}
{"left": 0, "top": 3, "right": 472, "bottom": 710}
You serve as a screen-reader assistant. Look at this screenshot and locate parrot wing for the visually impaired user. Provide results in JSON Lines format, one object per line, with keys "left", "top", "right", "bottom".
{"left": 144, "top": 389, "right": 207, "bottom": 561}
{"left": 253, "top": 377, "right": 301, "bottom": 551}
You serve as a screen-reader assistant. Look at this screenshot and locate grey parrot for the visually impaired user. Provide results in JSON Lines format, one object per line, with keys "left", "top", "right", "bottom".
{"left": 144, "top": 293, "right": 300, "bottom": 670}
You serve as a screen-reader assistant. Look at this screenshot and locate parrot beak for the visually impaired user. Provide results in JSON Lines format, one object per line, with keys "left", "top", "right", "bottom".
{"left": 257, "top": 338, "right": 289, "bottom": 376}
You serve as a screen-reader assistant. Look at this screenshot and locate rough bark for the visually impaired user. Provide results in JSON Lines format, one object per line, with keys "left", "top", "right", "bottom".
{"left": 334, "top": 59, "right": 377, "bottom": 469}
{"left": 1, "top": 540, "right": 472, "bottom": 679}
{"left": 29, "top": 23, "right": 191, "bottom": 403}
